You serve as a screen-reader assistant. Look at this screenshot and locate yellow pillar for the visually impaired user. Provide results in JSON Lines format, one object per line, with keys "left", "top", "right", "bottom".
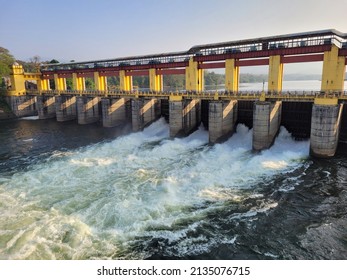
{"left": 225, "top": 58, "right": 239, "bottom": 92}
{"left": 268, "top": 55, "right": 283, "bottom": 93}
{"left": 149, "top": 68, "right": 163, "bottom": 91}
{"left": 119, "top": 70, "right": 132, "bottom": 91}
{"left": 38, "top": 79, "right": 51, "bottom": 91}
{"left": 37, "top": 80, "right": 42, "bottom": 91}
{"left": 321, "top": 45, "right": 346, "bottom": 92}
{"left": 44, "top": 79, "right": 50, "bottom": 90}
{"left": 94, "top": 72, "right": 107, "bottom": 91}
{"left": 54, "top": 74, "right": 66, "bottom": 91}
{"left": 9, "top": 64, "right": 26, "bottom": 95}
{"left": 72, "top": 73, "right": 85, "bottom": 91}
{"left": 185, "top": 58, "right": 204, "bottom": 91}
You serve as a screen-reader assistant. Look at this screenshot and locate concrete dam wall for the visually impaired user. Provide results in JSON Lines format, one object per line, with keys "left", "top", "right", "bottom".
{"left": 6, "top": 95, "right": 346, "bottom": 158}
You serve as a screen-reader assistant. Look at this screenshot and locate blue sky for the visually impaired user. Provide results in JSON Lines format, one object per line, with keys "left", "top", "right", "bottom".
{"left": 1, "top": 0, "right": 346, "bottom": 74}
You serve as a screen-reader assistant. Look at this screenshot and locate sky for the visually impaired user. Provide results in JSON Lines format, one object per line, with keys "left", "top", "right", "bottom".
{"left": 1, "top": 0, "right": 347, "bottom": 74}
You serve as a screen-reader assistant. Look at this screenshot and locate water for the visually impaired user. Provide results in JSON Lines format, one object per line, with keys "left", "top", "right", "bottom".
{"left": 0, "top": 88, "right": 346, "bottom": 260}
{"left": 239, "top": 80, "right": 347, "bottom": 92}
{"left": 206, "top": 80, "right": 347, "bottom": 93}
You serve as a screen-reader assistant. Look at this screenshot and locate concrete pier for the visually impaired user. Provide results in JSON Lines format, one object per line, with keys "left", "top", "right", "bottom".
{"left": 253, "top": 101, "right": 282, "bottom": 151}
{"left": 209, "top": 100, "right": 238, "bottom": 143}
{"left": 36, "top": 95, "right": 56, "bottom": 119}
{"left": 169, "top": 98, "right": 201, "bottom": 137}
{"left": 6, "top": 95, "right": 37, "bottom": 117}
{"left": 102, "top": 97, "right": 130, "bottom": 127}
{"left": 132, "top": 98, "right": 161, "bottom": 131}
{"left": 310, "top": 103, "right": 343, "bottom": 158}
{"left": 55, "top": 95, "right": 77, "bottom": 122}
{"left": 77, "top": 96, "right": 101, "bottom": 125}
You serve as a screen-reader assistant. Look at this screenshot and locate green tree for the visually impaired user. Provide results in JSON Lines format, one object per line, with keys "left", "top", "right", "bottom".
{"left": 66, "top": 78, "right": 73, "bottom": 90}
{"left": 22, "top": 55, "right": 41, "bottom": 72}
{"left": 107, "top": 76, "right": 120, "bottom": 89}
{"left": 163, "top": 74, "right": 185, "bottom": 91}
{"left": 85, "top": 78, "right": 95, "bottom": 89}
{"left": 133, "top": 76, "right": 149, "bottom": 89}
{"left": 0, "top": 47, "right": 15, "bottom": 77}
{"left": 204, "top": 71, "right": 224, "bottom": 90}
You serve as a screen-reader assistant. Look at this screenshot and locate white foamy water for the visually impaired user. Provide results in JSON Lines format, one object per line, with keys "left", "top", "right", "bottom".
{"left": 20, "top": 116, "right": 39, "bottom": 120}
{"left": 0, "top": 118, "right": 310, "bottom": 259}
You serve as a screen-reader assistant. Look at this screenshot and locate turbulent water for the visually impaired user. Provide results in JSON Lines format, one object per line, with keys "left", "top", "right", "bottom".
{"left": 0, "top": 116, "right": 346, "bottom": 260}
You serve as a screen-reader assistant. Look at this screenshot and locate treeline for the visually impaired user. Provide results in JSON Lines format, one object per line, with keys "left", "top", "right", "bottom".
{"left": 204, "top": 72, "right": 267, "bottom": 85}
{"left": 0, "top": 47, "right": 51, "bottom": 90}
{"left": 106, "top": 72, "right": 267, "bottom": 90}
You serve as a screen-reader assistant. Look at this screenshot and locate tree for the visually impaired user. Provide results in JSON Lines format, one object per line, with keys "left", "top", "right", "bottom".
{"left": 163, "top": 74, "right": 185, "bottom": 91}
{"left": 204, "top": 71, "right": 224, "bottom": 89}
{"left": 85, "top": 78, "right": 95, "bottom": 89}
{"left": 66, "top": 78, "right": 73, "bottom": 90}
{"left": 0, "top": 47, "right": 15, "bottom": 77}
{"left": 23, "top": 55, "right": 41, "bottom": 72}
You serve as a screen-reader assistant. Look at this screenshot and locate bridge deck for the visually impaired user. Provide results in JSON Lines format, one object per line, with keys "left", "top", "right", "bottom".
{"left": 26, "top": 90, "right": 347, "bottom": 102}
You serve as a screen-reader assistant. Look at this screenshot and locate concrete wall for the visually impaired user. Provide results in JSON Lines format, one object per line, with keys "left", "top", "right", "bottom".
{"left": 183, "top": 99, "right": 200, "bottom": 135}
{"left": 102, "top": 97, "right": 130, "bottom": 127}
{"left": 169, "top": 99, "right": 200, "bottom": 137}
{"left": 0, "top": 110, "right": 16, "bottom": 120}
{"left": 339, "top": 104, "right": 347, "bottom": 143}
{"left": 36, "top": 95, "right": 56, "bottom": 119}
{"left": 209, "top": 100, "right": 238, "bottom": 143}
{"left": 310, "top": 104, "right": 343, "bottom": 158}
{"left": 55, "top": 95, "right": 77, "bottom": 122}
{"left": 280, "top": 101, "right": 312, "bottom": 139}
{"left": 169, "top": 100, "right": 183, "bottom": 137}
{"left": 237, "top": 100, "right": 254, "bottom": 128}
{"left": 0, "top": 97, "right": 16, "bottom": 119}
{"left": 132, "top": 98, "right": 161, "bottom": 131}
{"left": 6, "top": 95, "right": 37, "bottom": 117}
{"left": 77, "top": 96, "right": 101, "bottom": 125}
{"left": 253, "top": 101, "right": 282, "bottom": 151}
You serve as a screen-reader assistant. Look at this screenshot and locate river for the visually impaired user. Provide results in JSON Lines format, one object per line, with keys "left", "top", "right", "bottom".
{"left": 0, "top": 81, "right": 346, "bottom": 260}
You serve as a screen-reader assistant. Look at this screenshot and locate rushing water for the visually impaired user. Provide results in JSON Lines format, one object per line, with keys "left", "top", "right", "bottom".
{"left": 0, "top": 88, "right": 347, "bottom": 260}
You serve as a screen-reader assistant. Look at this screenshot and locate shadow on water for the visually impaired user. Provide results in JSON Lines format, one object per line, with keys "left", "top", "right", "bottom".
{"left": 0, "top": 118, "right": 132, "bottom": 175}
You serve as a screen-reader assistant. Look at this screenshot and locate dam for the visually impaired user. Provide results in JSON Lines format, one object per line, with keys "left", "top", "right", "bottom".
{"left": 4, "top": 29, "right": 347, "bottom": 158}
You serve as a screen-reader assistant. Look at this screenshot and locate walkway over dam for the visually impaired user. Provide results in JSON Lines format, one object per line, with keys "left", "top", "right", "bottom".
{"left": 5, "top": 29, "right": 347, "bottom": 158}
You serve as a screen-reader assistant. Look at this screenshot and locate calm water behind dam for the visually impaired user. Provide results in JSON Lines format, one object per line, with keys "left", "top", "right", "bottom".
{"left": 0, "top": 81, "right": 346, "bottom": 260}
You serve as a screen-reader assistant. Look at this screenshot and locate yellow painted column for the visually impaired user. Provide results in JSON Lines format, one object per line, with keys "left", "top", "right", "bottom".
{"left": 149, "top": 68, "right": 163, "bottom": 91}
{"left": 60, "top": 78, "right": 66, "bottom": 90}
{"left": 268, "top": 55, "right": 283, "bottom": 93}
{"left": 37, "top": 80, "right": 42, "bottom": 91}
{"left": 119, "top": 70, "right": 132, "bottom": 91}
{"left": 225, "top": 59, "right": 239, "bottom": 92}
{"left": 94, "top": 72, "right": 107, "bottom": 91}
{"left": 72, "top": 73, "right": 85, "bottom": 90}
{"left": 44, "top": 79, "right": 50, "bottom": 90}
{"left": 321, "top": 45, "right": 346, "bottom": 92}
{"left": 38, "top": 79, "right": 51, "bottom": 91}
{"left": 54, "top": 74, "right": 67, "bottom": 91}
{"left": 185, "top": 58, "right": 204, "bottom": 91}
{"left": 9, "top": 64, "right": 26, "bottom": 95}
